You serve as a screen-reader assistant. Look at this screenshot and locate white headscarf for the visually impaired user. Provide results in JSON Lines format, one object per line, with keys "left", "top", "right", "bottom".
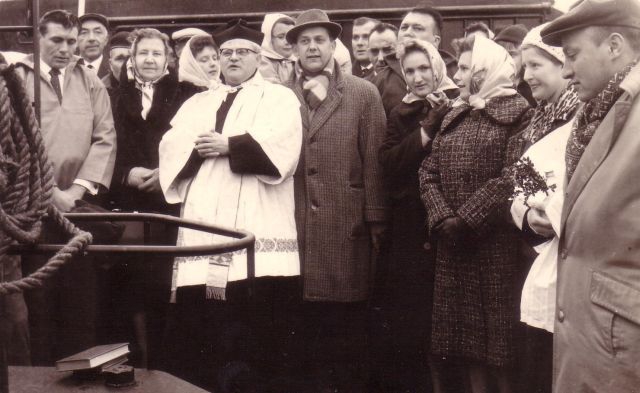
{"left": 178, "top": 34, "right": 221, "bottom": 89}
{"left": 466, "top": 35, "right": 517, "bottom": 109}
{"left": 260, "top": 13, "right": 296, "bottom": 61}
{"left": 399, "top": 39, "right": 458, "bottom": 107}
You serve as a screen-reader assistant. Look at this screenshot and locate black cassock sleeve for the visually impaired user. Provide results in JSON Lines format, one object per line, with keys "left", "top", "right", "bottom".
{"left": 228, "top": 134, "right": 280, "bottom": 176}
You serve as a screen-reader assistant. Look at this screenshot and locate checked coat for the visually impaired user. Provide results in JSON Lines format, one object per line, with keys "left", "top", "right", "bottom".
{"left": 419, "top": 94, "right": 531, "bottom": 366}
{"left": 290, "top": 62, "right": 388, "bottom": 302}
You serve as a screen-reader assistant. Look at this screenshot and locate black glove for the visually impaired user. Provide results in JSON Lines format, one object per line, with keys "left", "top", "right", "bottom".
{"left": 419, "top": 93, "right": 451, "bottom": 139}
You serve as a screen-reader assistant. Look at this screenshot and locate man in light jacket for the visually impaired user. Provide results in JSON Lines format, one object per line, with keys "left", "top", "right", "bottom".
{"left": 540, "top": 0, "right": 640, "bottom": 391}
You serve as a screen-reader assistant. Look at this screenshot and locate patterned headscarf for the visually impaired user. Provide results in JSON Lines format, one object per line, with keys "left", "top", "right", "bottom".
{"left": 127, "top": 37, "right": 170, "bottom": 120}
{"left": 398, "top": 39, "right": 458, "bottom": 108}
{"left": 178, "top": 35, "right": 221, "bottom": 89}
{"left": 466, "top": 35, "right": 517, "bottom": 109}
{"left": 565, "top": 60, "right": 638, "bottom": 182}
{"left": 523, "top": 86, "right": 580, "bottom": 145}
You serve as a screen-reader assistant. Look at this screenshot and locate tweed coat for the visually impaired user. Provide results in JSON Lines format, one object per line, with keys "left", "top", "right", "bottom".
{"left": 419, "top": 94, "right": 531, "bottom": 367}
{"left": 290, "top": 62, "right": 388, "bottom": 302}
{"left": 553, "top": 64, "right": 640, "bottom": 393}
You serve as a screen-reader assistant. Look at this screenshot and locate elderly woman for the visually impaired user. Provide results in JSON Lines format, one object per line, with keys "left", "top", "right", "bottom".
{"left": 109, "top": 28, "right": 201, "bottom": 368}
{"left": 377, "top": 39, "right": 456, "bottom": 391}
{"left": 419, "top": 35, "right": 531, "bottom": 393}
{"left": 178, "top": 34, "right": 221, "bottom": 90}
{"left": 509, "top": 23, "right": 579, "bottom": 393}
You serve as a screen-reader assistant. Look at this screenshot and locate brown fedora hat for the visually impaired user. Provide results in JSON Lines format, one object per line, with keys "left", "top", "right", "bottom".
{"left": 286, "top": 9, "right": 342, "bottom": 44}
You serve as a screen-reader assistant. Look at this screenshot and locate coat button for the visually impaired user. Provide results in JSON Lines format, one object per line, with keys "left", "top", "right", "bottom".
{"left": 558, "top": 310, "right": 565, "bottom": 323}
{"left": 311, "top": 202, "right": 318, "bottom": 211}
{"left": 559, "top": 248, "right": 568, "bottom": 260}
{"left": 308, "top": 167, "right": 317, "bottom": 176}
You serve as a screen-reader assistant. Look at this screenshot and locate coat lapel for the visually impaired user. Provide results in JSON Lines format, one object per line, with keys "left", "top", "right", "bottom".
{"left": 561, "top": 98, "right": 632, "bottom": 229}
{"left": 291, "top": 83, "right": 311, "bottom": 134}
{"left": 308, "top": 77, "right": 343, "bottom": 139}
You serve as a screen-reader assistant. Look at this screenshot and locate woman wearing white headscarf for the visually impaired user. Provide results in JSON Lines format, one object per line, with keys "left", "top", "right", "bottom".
{"left": 259, "top": 13, "right": 296, "bottom": 84}
{"left": 419, "top": 35, "right": 531, "bottom": 393}
{"left": 178, "top": 34, "right": 221, "bottom": 90}
{"left": 378, "top": 39, "right": 457, "bottom": 391}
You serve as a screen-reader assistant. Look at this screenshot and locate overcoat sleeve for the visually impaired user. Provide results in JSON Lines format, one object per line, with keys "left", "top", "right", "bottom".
{"left": 360, "top": 83, "right": 389, "bottom": 223}
{"left": 379, "top": 108, "right": 428, "bottom": 178}
{"left": 75, "top": 75, "right": 116, "bottom": 190}
{"left": 419, "top": 133, "right": 455, "bottom": 232}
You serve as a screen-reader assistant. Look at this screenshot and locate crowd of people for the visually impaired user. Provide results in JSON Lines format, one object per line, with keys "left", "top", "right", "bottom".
{"left": 1, "top": 0, "right": 640, "bottom": 392}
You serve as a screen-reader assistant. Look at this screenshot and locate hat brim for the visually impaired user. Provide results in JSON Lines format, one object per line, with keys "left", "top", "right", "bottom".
{"left": 286, "top": 22, "right": 342, "bottom": 44}
{"left": 79, "top": 13, "right": 109, "bottom": 29}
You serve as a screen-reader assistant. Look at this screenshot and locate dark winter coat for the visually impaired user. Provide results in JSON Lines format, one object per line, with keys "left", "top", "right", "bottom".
{"left": 110, "top": 69, "right": 201, "bottom": 213}
{"left": 419, "top": 94, "right": 531, "bottom": 367}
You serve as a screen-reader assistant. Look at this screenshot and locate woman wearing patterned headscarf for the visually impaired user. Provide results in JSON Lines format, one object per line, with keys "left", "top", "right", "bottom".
{"left": 378, "top": 39, "right": 456, "bottom": 391}
{"left": 419, "top": 35, "right": 531, "bottom": 393}
{"left": 509, "top": 23, "right": 580, "bottom": 393}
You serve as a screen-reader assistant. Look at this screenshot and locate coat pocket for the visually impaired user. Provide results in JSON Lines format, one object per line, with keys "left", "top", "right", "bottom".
{"left": 590, "top": 271, "right": 640, "bottom": 358}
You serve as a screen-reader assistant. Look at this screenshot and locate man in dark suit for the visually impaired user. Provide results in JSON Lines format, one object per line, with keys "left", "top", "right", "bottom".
{"left": 77, "top": 13, "right": 110, "bottom": 78}
{"left": 350, "top": 16, "right": 379, "bottom": 79}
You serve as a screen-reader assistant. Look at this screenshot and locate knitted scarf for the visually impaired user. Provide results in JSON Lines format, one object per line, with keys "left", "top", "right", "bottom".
{"left": 524, "top": 86, "right": 580, "bottom": 145}
{"left": 295, "top": 60, "right": 333, "bottom": 110}
{"left": 565, "top": 60, "right": 636, "bottom": 182}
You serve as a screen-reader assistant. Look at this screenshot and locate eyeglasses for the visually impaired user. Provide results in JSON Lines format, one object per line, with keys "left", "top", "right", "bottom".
{"left": 220, "top": 48, "right": 258, "bottom": 58}
{"left": 368, "top": 46, "right": 396, "bottom": 57}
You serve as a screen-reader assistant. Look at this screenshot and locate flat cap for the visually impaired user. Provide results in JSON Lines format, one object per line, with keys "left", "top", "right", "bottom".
{"left": 541, "top": 0, "right": 640, "bottom": 46}
{"left": 495, "top": 24, "right": 529, "bottom": 45}
{"left": 79, "top": 13, "right": 109, "bottom": 30}
{"left": 214, "top": 19, "right": 263, "bottom": 46}
{"left": 171, "top": 27, "right": 208, "bottom": 42}
{"left": 109, "top": 31, "right": 131, "bottom": 49}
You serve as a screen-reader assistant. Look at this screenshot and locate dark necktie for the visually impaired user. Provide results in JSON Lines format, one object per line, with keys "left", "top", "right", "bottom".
{"left": 49, "top": 68, "right": 62, "bottom": 104}
{"left": 215, "top": 88, "right": 241, "bottom": 133}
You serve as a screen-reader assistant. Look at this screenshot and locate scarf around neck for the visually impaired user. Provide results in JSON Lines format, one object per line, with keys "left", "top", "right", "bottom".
{"left": 565, "top": 60, "right": 637, "bottom": 182}
{"left": 126, "top": 57, "right": 169, "bottom": 120}
{"left": 295, "top": 59, "right": 334, "bottom": 110}
{"left": 524, "top": 85, "right": 580, "bottom": 145}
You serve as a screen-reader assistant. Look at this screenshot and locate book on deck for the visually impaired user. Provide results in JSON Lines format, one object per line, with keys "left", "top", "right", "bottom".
{"left": 56, "top": 343, "right": 130, "bottom": 372}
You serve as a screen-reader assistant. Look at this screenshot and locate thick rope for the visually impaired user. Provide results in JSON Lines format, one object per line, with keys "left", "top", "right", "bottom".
{"left": 0, "top": 58, "right": 93, "bottom": 295}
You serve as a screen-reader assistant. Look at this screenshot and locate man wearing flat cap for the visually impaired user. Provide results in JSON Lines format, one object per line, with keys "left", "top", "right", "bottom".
{"left": 159, "top": 19, "right": 302, "bottom": 389}
{"left": 286, "top": 8, "right": 387, "bottom": 390}
{"left": 77, "top": 13, "right": 110, "bottom": 78}
{"left": 539, "top": 0, "right": 640, "bottom": 391}
{"left": 101, "top": 30, "right": 130, "bottom": 99}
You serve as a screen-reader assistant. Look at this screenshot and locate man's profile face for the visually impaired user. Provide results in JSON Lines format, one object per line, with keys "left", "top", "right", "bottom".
{"left": 40, "top": 22, "right": 78, "bottom": 69}
{"left": 109, "top": 47, "right": 129, "bottom": 81}
{"left": 561, "top": 27, "right": 615, "bottom": 101}
{"left": 352, "top": 21, "right": 377, "bottom": 62}
{"left": 294, "top": 27, "right": 336, "bottom": 74}
{"left": 398, "top": 12, "right": 440, "bottom": 47}
{"left": 78, "top": 20, "right": 108, "bottom": 61}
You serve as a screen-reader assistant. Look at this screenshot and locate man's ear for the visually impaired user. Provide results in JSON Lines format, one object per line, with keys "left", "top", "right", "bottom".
{"left": 434, "top": 35, "right": 442, "bottom": 48}
{"left": 607, "top": 32, "right": 626, "bottom": 59}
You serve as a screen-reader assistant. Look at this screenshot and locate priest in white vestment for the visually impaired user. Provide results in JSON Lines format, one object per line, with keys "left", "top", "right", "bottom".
{"left": 158, "top": 20, "right": 303, "bottom": 388}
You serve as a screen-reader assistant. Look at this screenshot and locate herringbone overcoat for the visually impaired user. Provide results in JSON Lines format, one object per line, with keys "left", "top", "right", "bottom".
{"left": 419, "top": 94, "right": 530, "bottom": 367}
{"left": 290, "top": 63, "right": 388, "bottom": 302}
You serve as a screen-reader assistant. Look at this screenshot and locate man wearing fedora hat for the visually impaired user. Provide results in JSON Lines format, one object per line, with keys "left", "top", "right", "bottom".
{"left": 286, "top": 8, "right": 387, "bottom": 390}
{"left": 539, "top": 0, "right": 640, "bottom": 391}
{"left": 77, "top": 13, "right": 110, "bottom": 78}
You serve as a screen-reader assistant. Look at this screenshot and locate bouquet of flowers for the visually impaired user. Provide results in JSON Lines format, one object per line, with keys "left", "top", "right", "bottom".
{"left": 506, "top": 157, "right": 557, "bottom": 207}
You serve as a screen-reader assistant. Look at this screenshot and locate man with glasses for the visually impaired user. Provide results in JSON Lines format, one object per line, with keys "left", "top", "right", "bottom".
{"left": 159, "top": 19, "right": 302, "bottom": 390}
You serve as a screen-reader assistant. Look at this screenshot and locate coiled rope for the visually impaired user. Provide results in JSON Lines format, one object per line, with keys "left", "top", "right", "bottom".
{"left": 0, "top": 58, "right": 92, "bottom": 295}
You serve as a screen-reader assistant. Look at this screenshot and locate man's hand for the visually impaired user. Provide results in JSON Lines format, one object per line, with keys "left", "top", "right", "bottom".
{"left": 369, "top": 222, "right": 386, "bottom": 254}
{"left": 52, "top": 186, "right": 84, "bottom": 212}
{"left": 433, "top": 216, "right": 469, "bottom": 245}
{"left": 527, "top": 207, "right": 555, "bottom": 237}
{"left": 138, "top": 168, "right": 161, "bottom": 193}
{"left": 195, "top": 132, "right": 229, "bottom": 158}
{"left": 127, "top": 167, "right": 155, "bottom": 188}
